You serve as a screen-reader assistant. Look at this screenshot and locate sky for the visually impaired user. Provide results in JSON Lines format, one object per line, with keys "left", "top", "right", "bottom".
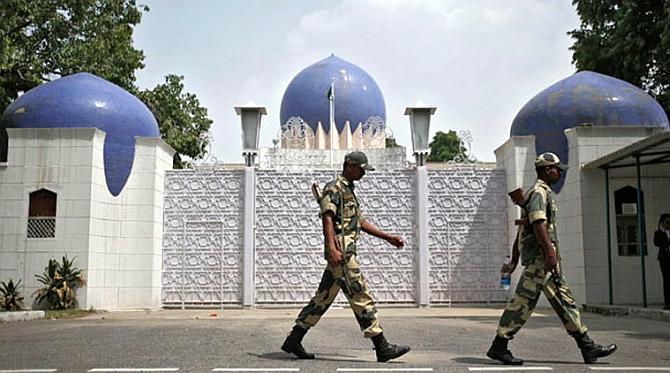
{"left": 132, "top": 0, "right": 581, "bottom": 163}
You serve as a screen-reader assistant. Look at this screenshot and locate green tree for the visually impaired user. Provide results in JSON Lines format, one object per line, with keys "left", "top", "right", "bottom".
{"left": 427, "top": 130, "right": 468, "bottom": 162}
{"left": 0, "top": 0, "right": 147, "bottom": 109}
{"left": 0, "top": 0, "right": 214, "bottom": 166}
{"left": 137, "top": 75, "right": 213, "bottom": 168}
{"left": 569, "top": 0, "right": 670, "bottom": 115}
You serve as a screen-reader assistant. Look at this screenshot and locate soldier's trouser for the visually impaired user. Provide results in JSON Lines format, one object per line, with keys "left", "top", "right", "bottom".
{"left": 295, "top": 254, "right": 383, "bottom": 338}
{"left": 497, "top": 258, "right": 588, "bottom": 339}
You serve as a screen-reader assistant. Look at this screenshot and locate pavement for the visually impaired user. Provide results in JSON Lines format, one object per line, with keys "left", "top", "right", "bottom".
{"left": 2, "top": 305, "right": 669, "bottom": 373}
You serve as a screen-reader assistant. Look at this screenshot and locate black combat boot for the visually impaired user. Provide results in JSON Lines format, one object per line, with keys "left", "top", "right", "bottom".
{"left": 281, "top": 325, "right": 315, "bottom": 359}
{"left": 575, "top": 332, "right": 617, "bottom": 364}
{"left": 371, "top": 332, "right": 411, "bottom": 362}
{"left": 486, "top": 335, "right": 523, "bottom": 365}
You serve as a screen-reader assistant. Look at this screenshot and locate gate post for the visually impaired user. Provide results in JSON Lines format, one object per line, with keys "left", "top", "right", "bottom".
{"left": 416, "top": 165, "right": 430, "bottom": 306}
{"left": 242, "top": 166, "right": 256, "bottom": 307}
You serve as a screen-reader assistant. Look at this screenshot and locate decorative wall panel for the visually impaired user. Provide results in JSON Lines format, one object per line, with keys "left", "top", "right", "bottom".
{"left": 254, "top": 169, "right": 416, "bottom": 304}
{"left": 428, "top": 167, "right": 508, "bottom": 304}
{"left": 162, "top": 169, "right": 244, "bottom": 307}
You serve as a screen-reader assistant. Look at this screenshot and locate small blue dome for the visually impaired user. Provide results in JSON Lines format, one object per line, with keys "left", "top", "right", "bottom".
{"left": 0, "top": 72, "right": 160, "bottom": 196}
{"left": 280, "top": 54, "right": 386, "bottom": 134}
{"left": 511, "top": 71, "right": 670, "bottom": 191}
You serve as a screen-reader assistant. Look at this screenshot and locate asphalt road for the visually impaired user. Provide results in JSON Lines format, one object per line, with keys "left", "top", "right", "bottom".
{"left": 1, "top": 307, "right": 668, "bottom": 373}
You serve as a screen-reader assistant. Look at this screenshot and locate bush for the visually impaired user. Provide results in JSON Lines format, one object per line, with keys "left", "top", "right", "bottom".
{"left": 33, "top": 255, "right": 85, "bottom": 310}
{"left": 0, "top": 279, "right": 24, "bottom": 311}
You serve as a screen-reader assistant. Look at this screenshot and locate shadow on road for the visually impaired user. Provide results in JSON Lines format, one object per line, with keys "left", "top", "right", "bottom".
{"left": 252, "top": 352, "right": 377, "bottom": 364}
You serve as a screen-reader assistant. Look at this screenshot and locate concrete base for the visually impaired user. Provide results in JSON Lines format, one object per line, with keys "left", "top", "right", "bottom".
{"left": 0, "top": 310, "right": 45, "bottom": 323}
{"left": 583, "top": 303, "right": 670, "bottom": 322}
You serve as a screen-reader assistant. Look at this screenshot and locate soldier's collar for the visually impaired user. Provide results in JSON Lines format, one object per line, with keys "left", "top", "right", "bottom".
{"left": 535, "top": 179, "right": 550, "bottom": 189}
{"left": 337, "top": 175, "right": 354, "bottom": 189}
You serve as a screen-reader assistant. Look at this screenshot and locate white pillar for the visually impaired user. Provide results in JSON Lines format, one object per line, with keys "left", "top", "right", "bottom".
{"left": 416, "top": 165, "right": 430, "bottom": 306}
{"left": 242, "top": 166, "right": 256, "bottom": 307}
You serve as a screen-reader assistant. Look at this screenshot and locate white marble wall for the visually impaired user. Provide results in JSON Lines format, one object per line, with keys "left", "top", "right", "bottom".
{"left": 0, "top": 128, "right": 174, "bottom": 310}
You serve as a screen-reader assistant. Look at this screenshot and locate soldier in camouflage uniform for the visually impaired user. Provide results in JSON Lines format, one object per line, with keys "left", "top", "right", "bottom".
{"left": 281, "top": 151, "right": 411, "bottom": 363}
{"left": 487, "top": 152, "right": 617, "bottom": 365}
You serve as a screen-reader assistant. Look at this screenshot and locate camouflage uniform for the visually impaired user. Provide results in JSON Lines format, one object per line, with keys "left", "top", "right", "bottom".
{"left": 294, "top": 175, "right": 383, "bottom": 338}
{"left": 496, "top": 178, "right": 588, "bottom": 339}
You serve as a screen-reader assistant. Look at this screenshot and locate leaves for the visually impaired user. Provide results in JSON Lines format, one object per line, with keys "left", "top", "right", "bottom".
{"left": 427, "top": 130, "right": 469, "bottom": 162}
{"left": 0, "top": 0, "right": 147, "bottom": 109}
{"left": 32, "top": 255, "right": 84, "bottom": 310}
{"left": 0, "top": 278, "right": 24, "bottom": 311}
{"left": 137, "top": 75, "right": 213, "bottom": 168}
{"left": 569, "top": 0, "right": 670, "bottom": 115}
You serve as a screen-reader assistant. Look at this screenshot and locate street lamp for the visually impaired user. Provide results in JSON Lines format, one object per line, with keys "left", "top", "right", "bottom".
{"left": 404, "top": 101, "right": 436, "bottom": 166}
{"left": 235, "top": 101, "right": 267, "bottom": 167}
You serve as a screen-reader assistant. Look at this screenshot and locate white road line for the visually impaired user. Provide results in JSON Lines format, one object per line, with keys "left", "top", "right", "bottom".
{"left": 0, "top": 370, "right": 58, "bottom": 373}
{"left": 468, "top": 368, "right": 553, "bottom": 372}
{"left": 88, "top": 369, "right": 179, "bottom": 372}
{"left": 212, "top": 369, "right": 300, "bottom": 372}
{"left": 336, "top": 369, "right": 434, "bottom": 372}
{"left": 589, "top": 369, "right": 670, "bottom": 371}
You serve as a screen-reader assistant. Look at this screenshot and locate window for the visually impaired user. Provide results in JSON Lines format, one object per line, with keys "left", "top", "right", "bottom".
{"left": 27, "top": 189, "right": 57, "bottom": 238}
{"left": 614, "top": 186, "right": 646, "bottom": 256}
{"left": 0, "top": 128, "right": 7, "bottom": 163}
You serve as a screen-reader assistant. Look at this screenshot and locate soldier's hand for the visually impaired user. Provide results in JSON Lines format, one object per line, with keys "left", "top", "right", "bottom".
{"left": 544, "top": 254, "right": 558, "bottom": 272}
{"left": 387, "top": 235, "right": 404, "bottom": 248}
{"left": 327, "top": 245, "right": 343, "bottom": 267}
{"left": 501, "top": 262, "right": 516, "bottom": 274}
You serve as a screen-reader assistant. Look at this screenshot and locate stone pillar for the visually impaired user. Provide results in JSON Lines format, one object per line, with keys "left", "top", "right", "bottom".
{"left": 242, "top": 166, "right": 256, "bottom": 307}
{"left": 416, "top": 165, "right": 430, "bottom": 306}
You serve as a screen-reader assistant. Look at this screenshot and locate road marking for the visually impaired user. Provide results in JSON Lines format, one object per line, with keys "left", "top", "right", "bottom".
{"left": 0, "top": 370, "right": 58, "bottom": 373}
{"left": 468, "top": 368, "right": 552, "bottom": 372}
{"left": 589, "top": 369, "right": 670, "bottom": 371}
{"left": 336, "top": 369, "right": 434, "bottom": 372}
{"left": 88, "top": 370, "right": 179, "bottom": 372}
{"left": 212, "top": 369, "right": 300, "bottom": 372}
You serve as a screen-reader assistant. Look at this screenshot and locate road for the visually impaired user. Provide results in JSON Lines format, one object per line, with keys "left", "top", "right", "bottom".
{"left": 1, "top": 307, "right": 668, "bottom": 373}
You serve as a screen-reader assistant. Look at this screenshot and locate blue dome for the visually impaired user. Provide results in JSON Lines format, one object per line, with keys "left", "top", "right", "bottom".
{"left": 511, "top": 71, "right": 669, "bottom": 191}
{"left": 0, "top": 72, "right": 160, "bottom": 196}
{"left": 280, "top": 54, "right": 386, "bottom": 134}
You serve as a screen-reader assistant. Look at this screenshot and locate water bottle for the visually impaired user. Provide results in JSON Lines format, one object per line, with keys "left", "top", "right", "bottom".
{"left": 500, "top": 255, "right": 511, "bottom": 290}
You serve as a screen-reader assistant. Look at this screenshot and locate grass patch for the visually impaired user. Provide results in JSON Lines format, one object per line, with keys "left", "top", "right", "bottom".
{"left": 45, "top": 308, "right": 98, "bottom": 320}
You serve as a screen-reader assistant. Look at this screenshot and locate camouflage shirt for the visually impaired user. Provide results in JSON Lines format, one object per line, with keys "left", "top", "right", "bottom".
{"left": 319, "top": 175, "right": 367, "bottom": 259}
{"left": 519, "top": 179, "right": 561, "bottom": 265}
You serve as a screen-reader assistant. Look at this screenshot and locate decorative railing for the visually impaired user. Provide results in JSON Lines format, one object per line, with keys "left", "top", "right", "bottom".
{"left": 27, "top": 217, "right": 56, "bottom": 238}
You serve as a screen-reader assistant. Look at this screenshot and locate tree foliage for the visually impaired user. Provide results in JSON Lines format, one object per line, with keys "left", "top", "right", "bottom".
{"left": 427, "top": 130, "right": 468, "bottom": 162}
{"left": 569, "top": 0, "right": 670, "bottom": 115}
{"left": 137, "top": 75, "right": 213, "bottom": 168}
{"left": 0, "top": 0, "right": 213, "bottom": 165}
{"left": 33, "top": 255, "right": 85, "bottom": 310}
{"left": 0, "top": 0, "right": 146, "bottom": 108}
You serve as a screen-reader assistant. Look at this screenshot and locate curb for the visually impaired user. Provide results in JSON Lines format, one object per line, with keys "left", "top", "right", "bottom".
{"left": 0, "top": 310, "right": 45, "bottom": 323}
{"left": 583, "top": 304, "right": 670, "bottom": 322}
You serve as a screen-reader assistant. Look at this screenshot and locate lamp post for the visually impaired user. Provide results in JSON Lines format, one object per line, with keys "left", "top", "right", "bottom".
{"left": 235, "top": 101, "right": 267, "bottom": 167}
{"left": 234, "top": 101, "right": 266, "bottom": 307}
{"left": 405, "top": 101, "right": 436, "bottom": 307}
{"left": 404, "top": 101, "right": 436, "bottom": 166}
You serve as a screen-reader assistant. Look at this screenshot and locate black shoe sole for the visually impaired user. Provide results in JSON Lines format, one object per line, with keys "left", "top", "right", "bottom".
{"left": 582, "top": 345, "right": 617, "bottom": 364}
{"left": 487, "top": 351, "right": 524, "bottom": 365}
{"left": 377, "top": 347, "right": 411, "bottom": 362}
{"left": 281, "top": 344, "right": 315, "bottom": 359}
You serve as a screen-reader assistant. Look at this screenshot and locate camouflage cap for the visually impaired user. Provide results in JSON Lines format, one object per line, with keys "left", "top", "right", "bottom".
{"left": 345, "top": 151, "right": 375, "bottom": 171}
{"left": 534, "top": 152, "right": 568, "bottom": 171}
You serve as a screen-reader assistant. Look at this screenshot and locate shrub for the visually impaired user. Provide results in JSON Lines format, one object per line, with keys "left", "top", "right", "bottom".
{"left": 33, "top": 255, "right": 85, "bottom": 310}
{"left": 0, "top": 279, "right": 24, "bottom": 311}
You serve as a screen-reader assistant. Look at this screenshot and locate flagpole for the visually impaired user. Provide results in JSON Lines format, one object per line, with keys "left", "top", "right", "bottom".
{"left": 329, "top": 79, "right": 335, "bottom": 168}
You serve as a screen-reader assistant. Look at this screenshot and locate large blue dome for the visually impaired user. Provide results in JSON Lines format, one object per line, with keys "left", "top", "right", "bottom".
{"left": 0, "top": 72, "right": 160, "bottom": 196}
{"left": 511, "top": 71, "right": 669, "bottom": 191}
{"left": 280, "top": 54, "right": 386, "bottom": 134}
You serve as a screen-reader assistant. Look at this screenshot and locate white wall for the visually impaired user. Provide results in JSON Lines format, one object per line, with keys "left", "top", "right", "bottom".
{"left": 562, "top": 126, "right": 663, "bottom": 305}
{"left": 0, "top": 128, "right": 174, "bottom": 310}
